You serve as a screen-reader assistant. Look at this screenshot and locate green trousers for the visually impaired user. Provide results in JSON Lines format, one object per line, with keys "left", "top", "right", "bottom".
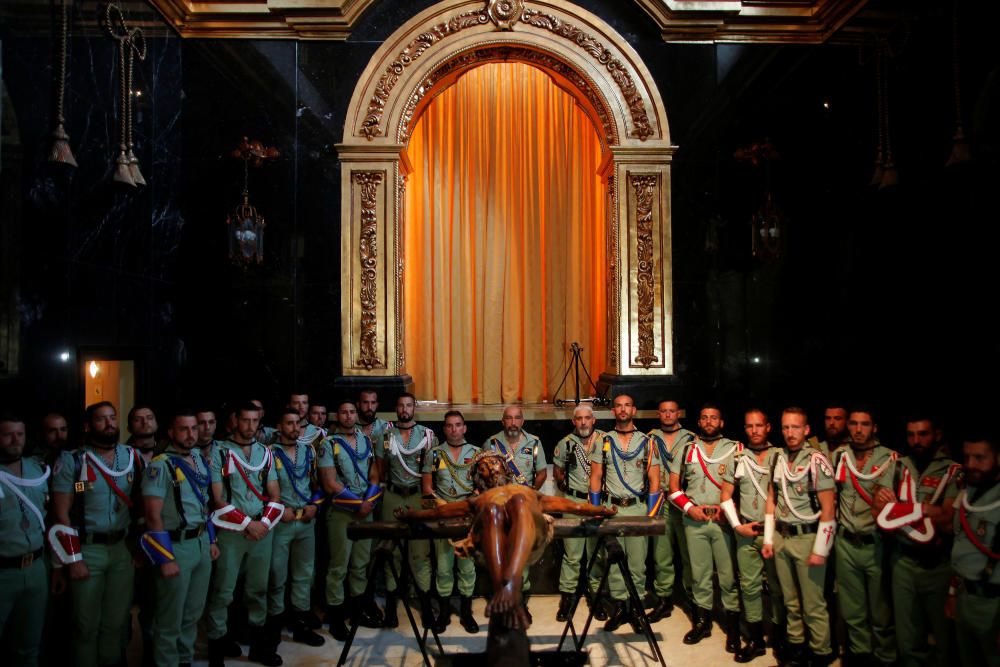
{"left": 955, "top": 589, "right": 1000, "bottom": 667}
{"left": 381, "top": 490, "right": 431, "bottom": 594}
{"left": 205, "top": 529, "right": 274, "bottom": 638}
{"left": 325, "top": 508, "right": 373, "bottom": 605}
{"left": 606, "top": 503, "right": 647, "bottom": 602}
{"left": 558, "top": 495, "right": 601, "bottom": 594}
{"left": 269, "top": 519, "right": 316, "bottom": 615}
{"left": 736, "top": 532, "right": 785, "bottom": 624}
{"left": 891, "top": 553, "right": 951, "bottom": 667}
{"left": 72, "top": 541, "right": 135, "bottom": 667}
{"left": 836, "top": 534, "right": 896, "bottom": 662}
{"left": 684, "top": 516, "right": 738, "bottom": 611}
{"left": 151, "top": 533, "right": 212, "bottom": 666}
{"left": 434, "top": 538, "right": 476, "bottom": 598}
{"left": 653, "top": 507, "right": 690, "bottom": 599}
{"left": 0, "top": 557, "right": 47, "bottom": 666}
{"left": 773, "top": 531, "right": 831, "bottom": 656}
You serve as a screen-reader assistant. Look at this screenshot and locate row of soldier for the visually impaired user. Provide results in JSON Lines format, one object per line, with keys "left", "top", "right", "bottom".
{"left": 0, "top": 392, "right": 998, "bottom": 667}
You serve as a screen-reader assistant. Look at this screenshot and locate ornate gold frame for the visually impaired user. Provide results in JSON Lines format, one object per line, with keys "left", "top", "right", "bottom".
{"left": 338, "top": 0, "right": 677, "bottom": 382}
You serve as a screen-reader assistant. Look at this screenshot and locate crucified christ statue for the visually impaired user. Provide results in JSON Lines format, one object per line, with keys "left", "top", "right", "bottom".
{"left": 395, "top": 450, "right": 617, "bottom": 629}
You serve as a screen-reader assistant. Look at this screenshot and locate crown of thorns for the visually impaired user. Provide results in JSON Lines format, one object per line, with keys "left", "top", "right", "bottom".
{"left": 467, "top": 450, "right": 509, "bottom": 483}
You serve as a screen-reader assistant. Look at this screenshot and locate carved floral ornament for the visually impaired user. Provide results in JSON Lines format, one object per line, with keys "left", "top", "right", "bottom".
{"left": 360, "top": 0, "right": 654, "bottom": 143}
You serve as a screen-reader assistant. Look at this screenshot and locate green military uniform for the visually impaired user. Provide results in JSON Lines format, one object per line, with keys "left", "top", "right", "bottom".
{"left": 770, "top": 446, "right": 835, "bottom": 659}
{"left": 648, "top": 426, "right": 694, "bottom": 601}
{"left": 269, "top": 440, "right": 320, "bottom": 618}
{"left": 832, "top": 443, "right": 897, "bottom": 663}
{"left": 876, "top": 449, "right": 959, "bottom": 667}
{"left": 671, "top": 436, "right": 740, "bottom": 612}
{"left": 486, "top": 430, "right": 547, "bottom": 592}
{"left": 319, "top": 429, "right": 376, "bottom": 606}
{"left": 52, "top": 444, "right": 139, "bottom": 667}
{"left": 592, "top": 430, "right": 657, "bottom": 601}
{"left": 552, "top": 430, "right": 604, "bottom": 594}
{"left": 951, "top": 481, "right": 1000, "bottom": 667}
{"left": 204, "top": 440, "right": 278, "bottom": 639}
{"left": 142, "top": 448, "right": 215, "bottom": 666}
{"left": 423, "top": 442, "right": 480, "bottom": 598}
{"left": 0, "top": 457, "right": 50, "bottom": 666}
{"left": 377, "top": 424, "right": 436, "bottom": 594}
{"left": 361, "top": 418, "right": 392, "bottom": 449}
{"left": 724, "top": 444, "right": 785, "bottom": 625}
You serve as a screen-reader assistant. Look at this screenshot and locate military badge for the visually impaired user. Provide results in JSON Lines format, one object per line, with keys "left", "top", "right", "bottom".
{"left": 146, "top": 466, "right": 159, "bottom": 480}
{"left": 718, "top": 464, "right": 726, "bottom": 476}
{"left": 921, "top": 476, "right": 940, "bottom": 488}
{"left": 521, "top": 447, "right": 532, "bottom": 456}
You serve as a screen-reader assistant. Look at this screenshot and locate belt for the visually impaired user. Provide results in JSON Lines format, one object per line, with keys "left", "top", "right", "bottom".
{"left": 568, "top": 489, "right": 590, "bottom": 500}
{"left": 168, "top": 526, "right": 206, "bottom": 541}
{"left": 776, "top": 521, "right": 818, "bottom": 537}
{"left": 388, "top": 482, "right": 421, "bottom": 497}
{"left": 291, "top": 507, "right": 313, "bottom": 523}
{"left": 839, "top": 528, "right": 876, "bottom": 546}
{"left": 82, "top": 530, "right": 127, "bottom": 545}
{"left": 963, "top": 579, "right": 1000, "bottom": 598}
{"left": 609, "top": 495, "right": 641, "bottom": 508}
{"left": 0, "top": 548, "right": 44, "bottom": 569}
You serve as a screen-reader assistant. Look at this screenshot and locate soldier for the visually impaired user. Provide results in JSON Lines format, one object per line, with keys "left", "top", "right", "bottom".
{"left": 590, "top": 394, "right": 662, "bottom": 633}
{"left": 268, "top": 408, "right": 324, "bottom": 647}
{"left": 378, "top": 393, "right": 438, "bottom": 629}
{"left": 50, "top": 401, "right": 141, "bottom": 667}
{"left": 552, "top": 404, "right": 606, "bottom": 622}
{"left": 485, "top": 405, "right": 548, "bottom": 610}
{"left": 128, "top": 404, "right": 160, "bottom": 464}
{"left": 807, "top": 401, "right": 849, "bottom": 457}
{"left": 946, "top": 434, "right": 999, "bottom": 667}
{"left": 307, "top": 402, "right": 328, "bottom": 434}
{"left": 667, "top": 402, "right": 741, "bottom": 648}
{"left": 318, "top": 398, "right": 383, "bottom": 640}
{"left": 36, "top": 411, "right": 70, "bottom": 466}
{"left": 720, "top": 408, "right": 785, "bottom": 662}
{"left": 288, "top": 392, "right": 322, "bottom": 442}
{"left": 357, "top": 389, "right": 392, "bottom": 445}
{"left": 250, "top": 398, "right": 277, "bottom": 445}
{"left": 647, "top": 399, "right": 695, "bottom": 621}
{"left": 204, "top": 403, "right": 284, "bottom": 667}
{"left": 0, "top": 414, "right": 50, "bottom": 666}
{"left": 831, "top": 407, "right": 897, "bottom": 666}
{"left": 762, "top": 407, "right": 837, "bottom": 667}
{"left": 140, "top": 410, "right": 219, "bottom": 667}
{"left": 423, "top": 410, "right": 481, "bottom": 633}
{"left": 196, "top": 408, "right": 221, "bottom": 462}
{"left": 873, "top": 415, "right": 960, "bottom": 667}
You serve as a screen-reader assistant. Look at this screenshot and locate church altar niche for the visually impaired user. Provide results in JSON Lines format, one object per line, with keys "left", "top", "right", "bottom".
{"left": 337, "top": 0, "right": 677, "bottom": 401}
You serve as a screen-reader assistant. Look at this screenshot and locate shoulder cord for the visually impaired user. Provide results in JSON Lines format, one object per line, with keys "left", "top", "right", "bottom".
{"left": 489, "top": 438, "right": 526, "bottom": 485}
{"left": 330, "top": 433, "right": 373, "bottom": 481}
{"left": 957, "top": 490, "right": 1000, "bottom": 567}
{"left": 436, "top": 447, "right": 473, "bottom": 494}
{"left": 775, "top": 451, "right": 822, "bottom": 523}
{"left": 225, "top": 447, "right": 272, "bottom": 503}
{"left": 389, "top": 428, "right": 431, "bottom": 479}
{"left": 172, "top": 452, "right": 212, "bottom": 524}
{"left": 571, "top": 437, "right": 592, "bottom": 478}
{"left": 273, "top": 445, "right": 314, "bottom": 504}
{"left": 835, "top": 449, "right": 891, "bottom": 507}
{"left": 735, "top": 452, "right": 769, "bottom": 502}
{"left": 0, "top": 464, "right": 50, "bottom": 529}
{"left": 609, "top": 434, "right": 648, "bottom": 497}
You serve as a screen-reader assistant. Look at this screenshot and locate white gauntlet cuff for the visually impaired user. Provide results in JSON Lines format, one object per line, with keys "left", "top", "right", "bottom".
{"left": 812, "top": 520, "right": 837, "bottom": 557}
{"left": 763, "top": 514, "right": 775, "bottom": 545}
{"left": 721, "top": 498, "right": 741, "bottom": 528}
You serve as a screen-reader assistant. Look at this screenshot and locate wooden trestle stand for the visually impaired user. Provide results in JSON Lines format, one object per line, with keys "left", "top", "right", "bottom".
{"left": 346, "top": 515, "right": 667, "bottom": 667}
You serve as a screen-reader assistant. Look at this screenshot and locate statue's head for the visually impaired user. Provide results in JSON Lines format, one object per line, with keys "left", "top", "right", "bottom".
{"left": 470, "top": 451, "right": 510, "bottom": 492}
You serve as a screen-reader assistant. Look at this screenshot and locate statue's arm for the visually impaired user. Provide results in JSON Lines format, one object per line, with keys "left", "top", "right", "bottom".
{"left": 396, "top": 497, "right": 474, "bottom": 520}
{"left": 540, "top": 494, "right": 616, "bottom": 517}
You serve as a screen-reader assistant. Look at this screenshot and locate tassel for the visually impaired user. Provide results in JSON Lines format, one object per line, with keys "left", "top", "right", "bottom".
{"left": 49, "top": 123, "right": 78, "bottom": 166}
{"left": 114, "top": 147, "right": 135, "bottom": 186}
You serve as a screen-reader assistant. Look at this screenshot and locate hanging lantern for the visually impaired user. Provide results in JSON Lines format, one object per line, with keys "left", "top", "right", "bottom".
{"left": 226, "top": 137, "right": 279, "bottom": 268}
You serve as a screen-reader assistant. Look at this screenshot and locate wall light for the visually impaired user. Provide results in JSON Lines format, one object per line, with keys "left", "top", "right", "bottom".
{"left": 59, "top": 351, "right": 70, "bottom": 362}
{"left": 89, "top": 361, "right": 100, "bottom": 378}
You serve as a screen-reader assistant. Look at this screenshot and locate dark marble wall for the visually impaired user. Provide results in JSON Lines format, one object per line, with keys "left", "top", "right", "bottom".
{"left": 3, "top": 0, "right": 999, "bottom": 441}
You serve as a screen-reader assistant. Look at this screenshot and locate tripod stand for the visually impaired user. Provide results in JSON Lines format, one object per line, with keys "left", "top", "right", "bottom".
{"left": 552, "top": 342, "right": 608, "bottom": 407}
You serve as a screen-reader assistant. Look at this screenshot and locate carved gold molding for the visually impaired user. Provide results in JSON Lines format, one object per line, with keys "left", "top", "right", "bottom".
{"left": 146, "top": 0, "right": 868, "bottom": 42}
{"left": 397, "top": 45, "right": 616, "bottom": 146}
{"left": 630, "top": 174, "right": 659, "bottom": 368}
{"left": 355, "top": 171, "right": 383, "bottom": 370}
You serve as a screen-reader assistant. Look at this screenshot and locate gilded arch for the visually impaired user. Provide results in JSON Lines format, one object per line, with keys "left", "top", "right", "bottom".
{"left": 337, "top": 0, "right": 677, "bottom": 387}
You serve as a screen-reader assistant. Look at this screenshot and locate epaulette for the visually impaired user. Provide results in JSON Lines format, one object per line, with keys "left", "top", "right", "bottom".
{"left": 152, "top": 453, "right": 169, "bottom": 463}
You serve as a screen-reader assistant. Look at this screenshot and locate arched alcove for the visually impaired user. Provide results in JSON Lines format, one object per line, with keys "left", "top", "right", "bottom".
{"left": 337, "top": 0, "right": 677, "bottom": 399}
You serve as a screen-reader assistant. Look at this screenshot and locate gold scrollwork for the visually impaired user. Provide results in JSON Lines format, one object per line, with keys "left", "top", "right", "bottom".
{"left": 397, "top": 45, "right": 616, "bottom": 146}
{"left": 519, "top": 8, "right": 653, "bottom": 140}
{"left": 631, "top": 174, "right": 658, "bottom": 368}
{"left": 487, "top": 0, "right": 524, "bottom": 29}
{"left": 355, "top": 171, "right": 384, "bottom": 369}
{"left": 361, "top": 9, "right": 490, "bottom": 140}
{"left": 608, "top": 174, "right": 619, "bottom": 369}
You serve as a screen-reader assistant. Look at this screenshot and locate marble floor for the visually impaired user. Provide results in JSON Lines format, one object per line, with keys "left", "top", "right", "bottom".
{"left": 171, "top": 595, "right": 812, "bottom": 667}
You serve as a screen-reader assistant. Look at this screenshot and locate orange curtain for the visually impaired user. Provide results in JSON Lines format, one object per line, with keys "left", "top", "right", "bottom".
{"left": 403, "top": 62, "right": 607, "bottom": 404}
